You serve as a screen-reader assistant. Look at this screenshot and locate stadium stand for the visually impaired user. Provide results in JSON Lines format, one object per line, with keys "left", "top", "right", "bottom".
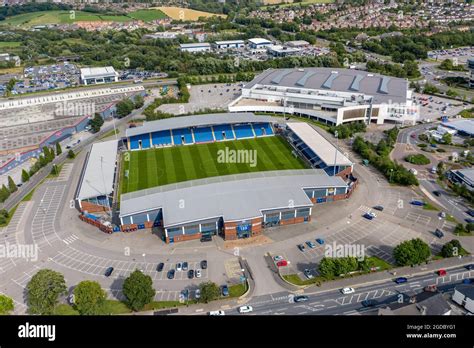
{"left": 252, "top": 123, "right": 274, "bottom": 136}
{"left": 130, "top": 133, "right": 151, "bottom": 150}
{"left": 233, "top": 124, "right": 255, "bottom": 139}
{"left": 172, "top": 128, "right": 193, "bottom": 145}
{"left": 193, "top": 126, "right": 214, "bottom": 143}
{"left": 151, "top": 130, "right": 172, "bottom": 147}
{"left": 213, "top": 124, "right": 235, "bottom": 140}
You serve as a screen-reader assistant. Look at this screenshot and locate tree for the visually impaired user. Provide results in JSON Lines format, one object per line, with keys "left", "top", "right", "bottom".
{"left": 442, "top": 132, "right": 452, "bottom": 145}
{"left": 55, "top": 142, "right": 62, "bottom": 156}
{"left": 50, "top": 164, "right": 60, "bottom": 176}
{"left": 198, "top": 281, "right": 220, "bottom": 303}
{"left": 0, "top": 294, "right": 14, "bottom": 314}
{"left": 122, "top": 270, "right": 155, "bottom": 311}
{"left": 74, "top": 281, "right": 106, "bottom": 315}
{"left": 116, "top": 99, "right": 135, "bottom": 118}
{"left": 134, "top": 94, "right": 144, "bottom": 109}
{"left": 27, "top": 269, "right": 67, "bottom": 315}
{"left": 0, "top": 185, "right": 10, "bottom": 203}
{"left": 89, "top": 113, "right": 104, "bottom": 133}
{"left": 7, "top": 176, "right": 17, "bottom": 193}
{"left": 0, "top": 209, "right": 8, "bottom": 225}
{"left": 393, "top": 238, "right": 431, "bottom": 266}
{"left": 21, "top": 169, "right": 29, "bottom": 183}
{"left": 441, "top": 239, "right": 462, "bottom": 258}
{"left": 67, "top": 149, "right": 75, "bottom": 159}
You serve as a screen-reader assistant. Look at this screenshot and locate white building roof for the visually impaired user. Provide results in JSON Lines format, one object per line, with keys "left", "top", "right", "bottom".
{"left": 215, "top": 40, "right": 245, "bottom": 45}
{"left": 80, "top": 66, "right": 118, "bottom": 79}
{"left": 248, "top": 38, "right": 272, "bottom": 45}
{"left": 287, "top": 122, "right": 352, "bottom": 167}
{"left": 179, "top": 43, "right": 211, "bottom": 48}
{"left": 77, "top": 140, "right": 118, "bottom": 201}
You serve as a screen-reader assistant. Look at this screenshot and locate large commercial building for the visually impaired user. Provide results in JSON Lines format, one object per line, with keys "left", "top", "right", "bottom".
{"left": 468, "top": 58, "right": 474, "bottom": 89}
{"left": 214, "top": 40, "right": 245, "bottom": 50}
{"left": 80, "top": 66, "right": 119, "bottom": 85}
{"left": 229, "top": 67, "right": 417, "bottom": 126}
{"left": 179, "top": 43, "right": 212, "bottom": 53}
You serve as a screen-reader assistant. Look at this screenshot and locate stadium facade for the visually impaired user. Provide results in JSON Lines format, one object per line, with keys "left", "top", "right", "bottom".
{"left": 229, "top": 67, "right": 418, "bottom": 126}
{"left": 76, "top": 113, "right": 357, "bottom": 243}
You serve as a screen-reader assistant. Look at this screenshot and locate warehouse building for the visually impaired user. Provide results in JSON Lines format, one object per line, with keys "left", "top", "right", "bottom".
{"left": 179, "top": 42, "right": 212, "bottom": 53}
{"left": 214, "top": 40, "right": 245, "bottom": 50}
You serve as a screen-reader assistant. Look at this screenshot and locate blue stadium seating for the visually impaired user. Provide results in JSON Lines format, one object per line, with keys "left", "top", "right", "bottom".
{"left": 130, "top": 134, "right": 151, "bottom": 150}
{"left": 172, "top": 128, "right": 193, "bottom": 145}
{"left": 151, "top": 130, "right": 172, "bottom": 146}
{"left": 193, "top": 127, "right": 214, "bottom": 143}
{"left": 252, "top": 123, "right": 273, "bottom": 136}
{"left": 213, "top": 124, "right": 235, "bottom": 141}
{"left": 233, "top": 124, "right": 255, "bottom": 139}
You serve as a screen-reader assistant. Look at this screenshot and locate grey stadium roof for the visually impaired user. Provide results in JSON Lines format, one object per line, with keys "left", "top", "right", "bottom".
{"left": 120, "top": 169, "right": 347, "bottom": 227}
{"left": 77, "top": 139, "right": 118, "bottom": 201}
{"left": 126, "top": 113, "right": 274, "bottom": 138}
{"left": 443, "top": 119, "right": 474, "bottom": 136}
{"left": 244, "top": 68, "right": 408, "bottom": 104}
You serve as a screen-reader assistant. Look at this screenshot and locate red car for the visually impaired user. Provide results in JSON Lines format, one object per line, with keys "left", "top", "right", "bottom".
{"left": 276, "top": 260, "right": 288, "bottom": 267}
{"left": 437, "top": 269, "right": 447, "bottom": 276}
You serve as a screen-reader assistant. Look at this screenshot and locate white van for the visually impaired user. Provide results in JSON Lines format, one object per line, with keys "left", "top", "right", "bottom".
{"left": 238, "top": 306, "right": 253, "bottom": 314}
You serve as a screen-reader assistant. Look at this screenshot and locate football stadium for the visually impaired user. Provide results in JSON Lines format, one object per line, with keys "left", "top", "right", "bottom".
{"left": 76, "top": 112, "right": 357, "bottom": 243}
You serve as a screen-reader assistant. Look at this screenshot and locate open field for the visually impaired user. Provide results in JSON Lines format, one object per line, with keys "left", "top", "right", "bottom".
{"left": 0, "top": 41, "right": 22, "bottom": 48}
{"left": 120, "top": 136, "right": 307, "bottom": 194}
{"left": 151, "top": 6, "right": 226, "bottom": 20}
{"left": 0, "top": 9, "right": 167, "bottom": 27}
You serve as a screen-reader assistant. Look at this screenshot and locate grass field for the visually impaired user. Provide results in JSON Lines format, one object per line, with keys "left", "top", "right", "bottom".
{"left": 0, "top": 9, "right": 167, "bottom": 28}
{"left": 151, "top": 6, "right": 226, "bottom": 20}
{"left": 0, "top": 41, "right": 22, "bottom": 48}
{"left": 121, "top": 136, "right": 307, "bottom": 194}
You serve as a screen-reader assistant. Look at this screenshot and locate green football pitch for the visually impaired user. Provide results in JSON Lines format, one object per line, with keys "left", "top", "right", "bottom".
{"left": 120, "top": 136, "right": 307, "bottom": 194}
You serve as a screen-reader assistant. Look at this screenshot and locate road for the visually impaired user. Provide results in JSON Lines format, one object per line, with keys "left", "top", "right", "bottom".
{"left": 396, "top": 125, "right": 472, "bottom": 223}
{"left": 223, "top": 265, "right": 473, "bottom": 316}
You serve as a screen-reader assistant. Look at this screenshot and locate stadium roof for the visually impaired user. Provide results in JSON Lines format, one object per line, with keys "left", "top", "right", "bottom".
{"left": 80, "top": 66, "right": 118, "bottom": 79}
{"left": 120, "top": 169, "right": 347, "bottom": 227}
{"left": 244, "top": 68, "right": 408, "bottom": 104}
{"left": 286, "top": 122, "right": 352, "bottom": 167}
{"left": 443, "top": 119, "right": 474, "bottom": 136}
{"left": 125, "top": 113, "right": 275, "bottom": 138}
{"left": 77, "top": 140, "right": 118, "bottom": 201}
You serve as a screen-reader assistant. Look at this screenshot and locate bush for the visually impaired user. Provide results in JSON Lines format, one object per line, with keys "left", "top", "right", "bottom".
{"left": 405, "top": 154, "right": 430, "bottom": 165}
{"left": 441, "top": 239, "right": 463, "bottom": 258}
{"left": 393, "top": 238, "right": 431, "bottom": 266}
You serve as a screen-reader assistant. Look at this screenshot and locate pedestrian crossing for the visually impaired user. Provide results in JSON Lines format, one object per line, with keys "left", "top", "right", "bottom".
{"left": 63, "top": 234, "right": 79, "bottom": 245}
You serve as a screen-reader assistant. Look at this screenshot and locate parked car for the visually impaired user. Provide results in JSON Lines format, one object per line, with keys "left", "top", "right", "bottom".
{"left": 297, "top": 244, "right": 306, "bottom": 252}
{"left": 433, "top": 190, "right": 441, "bottom": 197}
{"left": 182, "top": 262, "right": 188, "bottom": 271}
{"left": 221, "top": 285, "right": 229, "bottom": 297}
{"left": 363, "top": 212, "right": 376, "bottom": 220}
{"left": 306, "top": 241, "right": 316, "bottom": 249}
{"left": 238, "top": 305, "right": 253, "bottom": 314}
{"left": 439, "top": 211, "right": 446, "bottom": 218}
{"left": 361, "top": 299, "right": 377, "bottom": 307}
{"left": 410, "top": 200, "right": 425, "bottom": 206}
{"left": 465, "top": 218, "right": 474, "bottom": 224}
{"left": 467, "top": 210, "right": 474, "bottom": 217}
{"left": 195, "top": 289, "right": 201, "bottom": 299}
{"left": 316, "top": 238, "right": 325, "bottom": 245}
{"left": 273, "top": 255, "right": 284, "bottom": 262}
{"left": 437, "top": 269, "right": 447, "bottom": 276}
{"left": 394, "top": 277, "right": 408, "bottom": 284}
{"left": 465, "top": 264, "right": 474, "bottom": 271}
{"left": 434, "top": 229, "right": 444, "bottom": 238}
{"left": 188, "top": 269, "right": 194, "bottom": 279}
{"left": 200, "top": 235, "right": 212, "bottom": 242}
{"left": 276, "top": 260, "right": 288, "bottom": 267}
{"left": 462, "top": 278, "right": 472, "bottom": 285}
{"left": 293, "top": 295, "right": 309, "bottom": 303}
{"left": 303, "top": 269, "right": 314, "bottom": 279}
{"left": 176, "top": 263, "right": 182, "bottom": 271}
{"left": 195, "top": 269, "right": 202, "bottom": 278}
{"left": 341, "top": 287, "right": 355, "bottom": 295}
{"left": 201, "top": 260, "right": 207, "bottom": 269}
{"left": 181, "top": 290, "right": 189, "bottom": 301}
{"left": 209, "top": 310, "right": 225, "bottom": 316}
{"left": 156, "top": 263, "right": 164, "bottom": 272}
{"left": 373, "top": 205, "right": 384, "bottom": 211}
{"left": 167, "top": 269, "right": 175, "bottom": 279}
{"left": 104, "top": 267, "right": 114, "bottom": 277}
{"left": 424, "top": 284, "right": 438, "bottom": 292}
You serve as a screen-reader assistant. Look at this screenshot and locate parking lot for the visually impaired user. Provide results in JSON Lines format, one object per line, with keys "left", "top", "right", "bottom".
{"left": 157, "top": 83, "right": 241, "bottom": 114}
{"left": 413, "top": 92, "right": 467, "bottom": 121}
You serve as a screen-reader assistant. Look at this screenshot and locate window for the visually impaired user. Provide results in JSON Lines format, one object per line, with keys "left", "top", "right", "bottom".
{"left": 184, "top": 224, "right": 200, "bottom": 235}
{"left": 265, "top": 213, "right": 280, "bottom": 223}
{"left": 296, "top": 208, "right": 310, "bottom": 218}
{"left": 281, "top": 210, "right": 295, "bottom": 220}
{"left": 167, "top": 227, "right": 182, "bottom": 238}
